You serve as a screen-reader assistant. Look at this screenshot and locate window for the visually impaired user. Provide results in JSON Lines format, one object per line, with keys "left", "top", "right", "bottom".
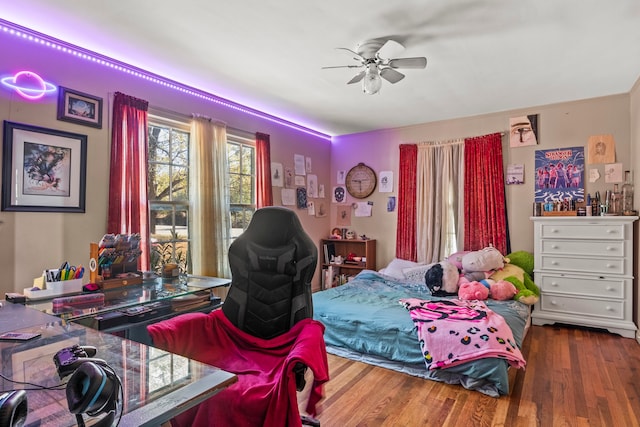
{"left": 227, "top": 135, "right": 255, "bottom": 240}
{"left": 148, "top": 118, "right": 190, "bottom": 273}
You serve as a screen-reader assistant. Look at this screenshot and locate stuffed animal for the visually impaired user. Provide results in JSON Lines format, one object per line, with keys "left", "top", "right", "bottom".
{"left": 458, "top": 281, "right": 489, "bottom": 300}
{"left": 445, "top": 250, "right": 469, "bottom": 270}
{"left": 489, "top": 280, "right": 518, "bottom": 301}
{"left": 489, "top": 251, "right": 540, "bottom": 305}
{"left": 424, "top": 261, "right": 459, "bottom": 296}
{"left": 461, "top": 246, "right": 507, "bottom": 273}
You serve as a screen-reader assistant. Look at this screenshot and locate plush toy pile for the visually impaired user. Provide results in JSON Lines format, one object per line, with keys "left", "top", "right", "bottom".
{"left": 423, "top": 246, "right": 540, "bottom": 305}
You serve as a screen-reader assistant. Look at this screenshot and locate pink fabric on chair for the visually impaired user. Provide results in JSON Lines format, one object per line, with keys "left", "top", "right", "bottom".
{"left": 147, "top": 309, "right": 329, "bottom": 427}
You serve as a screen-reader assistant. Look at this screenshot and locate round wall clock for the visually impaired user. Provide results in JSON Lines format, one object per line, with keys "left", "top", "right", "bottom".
{"left": 345, "top": 163, "right": 377, "bottom": 199}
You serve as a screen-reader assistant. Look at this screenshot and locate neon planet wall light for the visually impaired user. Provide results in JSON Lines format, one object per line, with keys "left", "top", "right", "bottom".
{"left": 1, "top": 70, "right": 56, "bottom": 100}
{"left": 0, "top": 19, "right": 331, "bottom": 140}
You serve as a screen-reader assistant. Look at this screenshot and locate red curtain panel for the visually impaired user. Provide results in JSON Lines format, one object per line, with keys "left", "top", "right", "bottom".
{"left": 108, "top": 92, "right": 150, "bottom": 270}
{"left": 256, "top": 132, "right": 273, "bottom": 208}
{"left": 463, "top": 133, "right": 508, "bottom": 255}
{"left": 396, "top": 144, "right": 418, "bottom": 261}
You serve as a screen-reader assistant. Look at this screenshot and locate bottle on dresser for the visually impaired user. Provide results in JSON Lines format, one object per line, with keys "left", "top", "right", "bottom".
{"left": 622, "top": 170, "right": 636, "bottom": 215}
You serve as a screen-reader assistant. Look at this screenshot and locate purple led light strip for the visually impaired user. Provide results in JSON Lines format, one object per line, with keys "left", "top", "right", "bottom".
{"left": 0, "top": 19, "right": 331, "bottom": 140}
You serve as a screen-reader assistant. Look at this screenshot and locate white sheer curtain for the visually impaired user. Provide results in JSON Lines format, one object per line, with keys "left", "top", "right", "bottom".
{"left": 190, "top": 116, "right": 231, "bottom": 278}
{"left": 416, "top": 139, "right": 465, "bottom": 263}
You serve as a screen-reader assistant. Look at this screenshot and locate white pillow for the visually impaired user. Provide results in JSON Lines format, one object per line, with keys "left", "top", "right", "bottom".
{"left": 402, "top": 263, "right": 436, "bottom": 283}
{"left": 379, "top": 258, "right": 422, "bottom": 279}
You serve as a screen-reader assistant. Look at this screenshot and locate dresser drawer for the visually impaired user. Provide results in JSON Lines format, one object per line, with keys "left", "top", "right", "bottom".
{"left": 539, "top": 223, "right": 626, "bottom": 240}
{"left": 536, "top": 273, "right": 627, "bottom": 299}
{"left": 539, "top": 294, "right": 625, "bottom": 321}
{"left": 539, "top": 255, "right": 625, "bottom": 275}
{"left": 540, "top": 239, "right": 624, "bottom": 257}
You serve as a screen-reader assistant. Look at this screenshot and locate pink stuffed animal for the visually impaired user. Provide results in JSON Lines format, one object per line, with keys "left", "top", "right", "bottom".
{"left": 458, "top": 281, "right": 489, "bottom": 301}
{"left": 489, "top": 280, "right": 518, "bottom": 301}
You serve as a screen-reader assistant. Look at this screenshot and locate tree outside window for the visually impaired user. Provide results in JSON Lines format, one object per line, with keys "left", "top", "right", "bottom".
{"left": 227, "top": 137, "right": 255, "bottom": 240}
{"left": 148, "top": 121, "right": 190, "bottom": 273}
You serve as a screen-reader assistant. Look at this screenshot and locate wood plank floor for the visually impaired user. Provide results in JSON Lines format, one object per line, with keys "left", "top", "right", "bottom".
{"left": 315, "top": 324, "right": 640, "bottom": 426}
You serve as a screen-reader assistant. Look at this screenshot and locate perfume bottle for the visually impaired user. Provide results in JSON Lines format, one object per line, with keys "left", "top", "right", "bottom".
{"left": 609, "top": 184, "right": 621, "bottom": 215}
{"left": 622, "top": 170, "right": 635, "bottom": 215}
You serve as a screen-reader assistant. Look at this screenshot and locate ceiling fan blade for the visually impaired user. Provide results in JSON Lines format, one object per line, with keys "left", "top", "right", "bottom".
{"left": 347, "top": 71, "right": 366, "bottom": 84}
{"left": 335, "top": 47, "right": 365, "bottom": 62}
{"left": 388, "top": 57, "right": 427, "bottom": 69}
{"left": 321, "top": 65, "right": 364, "bottom": 69}
{"left": 376, "top": 39, "right": 405, "bottom": 59}
{"left": 380, "top": 68, "right": 405, "bottom": 84}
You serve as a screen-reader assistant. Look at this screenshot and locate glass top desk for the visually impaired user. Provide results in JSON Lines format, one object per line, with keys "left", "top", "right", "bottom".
{"left": 25, "top": 275, "right": 230, "bottom": 342}
{"left": 0, "top": 304, "right": 237, "bottom": 426}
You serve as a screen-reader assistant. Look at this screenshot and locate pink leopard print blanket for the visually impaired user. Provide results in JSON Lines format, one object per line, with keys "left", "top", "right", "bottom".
{"left": 400, "top": 298, "right": 526, "bottom": 370}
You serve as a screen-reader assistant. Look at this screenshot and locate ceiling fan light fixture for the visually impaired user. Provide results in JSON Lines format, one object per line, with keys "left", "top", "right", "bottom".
{"left": 362, "top": 63, "right": 382, "bottom": 95}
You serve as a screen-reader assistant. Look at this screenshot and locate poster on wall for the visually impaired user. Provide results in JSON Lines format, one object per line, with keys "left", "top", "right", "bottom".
{"left": 506, "top": 164, "right": 524, "bottom": 185}
{"left": 509, "top": 114, "right": 539, "bottom": 147}
{"left": 587, "top": 134, "right": 616, "bottom": 164}
{"left": 534, "top": 146, "right": 584, "bottom": 203}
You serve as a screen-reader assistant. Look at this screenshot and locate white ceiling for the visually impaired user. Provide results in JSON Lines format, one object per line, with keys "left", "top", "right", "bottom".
{"left": 3, "top": 1, "right": 640, "bottom": 136}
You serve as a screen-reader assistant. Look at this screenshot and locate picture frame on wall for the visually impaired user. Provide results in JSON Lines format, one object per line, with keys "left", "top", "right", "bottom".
{"left": 57, "top": 86, "right": 103, "bottom": 128}
{"left": 2, "top": 121, "right": 87, "bottom": 212}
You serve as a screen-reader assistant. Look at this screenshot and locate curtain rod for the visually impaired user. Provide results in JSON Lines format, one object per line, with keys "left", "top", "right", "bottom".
{"left": 148, "top": 105, "right": 254, "bottom": 139}
{"left": 414, "top": 131, "right": 505, "bottom": 146}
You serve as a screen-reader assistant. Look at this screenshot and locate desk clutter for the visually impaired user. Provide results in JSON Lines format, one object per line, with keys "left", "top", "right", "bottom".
{"left": 95, "top": 233, "right": 143, "bottom": 290}
{"left": 25, "top": 261, "right": 86, "bottom": 300}
{"left": 22, "top": 234, "right": 143, "bottom": 301}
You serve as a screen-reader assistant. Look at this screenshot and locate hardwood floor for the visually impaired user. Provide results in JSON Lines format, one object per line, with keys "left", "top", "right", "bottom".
{"left": 315, "top": 324, "right": 640, "bottom": 426}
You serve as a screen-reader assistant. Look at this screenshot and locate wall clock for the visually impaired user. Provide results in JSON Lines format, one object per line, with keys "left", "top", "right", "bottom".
{"left": 345, "top": 163, "right": 377, "bottom": 199}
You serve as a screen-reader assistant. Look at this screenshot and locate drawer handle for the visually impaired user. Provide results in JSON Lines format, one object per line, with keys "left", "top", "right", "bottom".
{"left": 605, "top": 286, "right": 614, "bottom": 291}
{"left": 606, "top": 264, "right": 615, "bottom": 269}
{"left": 551, "top": 229, "right": 559, "bottom": 233}
{"left": 551, "top": 261, "right": 559, "bottom": 265}
{"left": 550, "top": 282, "right": 558, "bottom": 287}
{"left": 606, "top": 246, "right": 613, "bottom": 251}
{"left": 552, "top": 244, "right": 559, "bottom": 249}
{"left": 606, "top": 306, "right": 614, "bottom": 312}
{"left": 550, "top": 300, "right": 558, "bottom": 306}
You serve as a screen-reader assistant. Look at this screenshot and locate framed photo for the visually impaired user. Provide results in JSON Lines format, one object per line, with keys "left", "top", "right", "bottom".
{"left": 57, "top": 86, "right": 103, "bottom": 128}
{"left": 2, "top": 121, "right": 87, "bottom": 212}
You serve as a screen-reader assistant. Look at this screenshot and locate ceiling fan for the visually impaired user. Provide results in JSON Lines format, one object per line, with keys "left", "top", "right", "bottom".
{"left": 322, "top": 39, "right": 427, "bottom": 95}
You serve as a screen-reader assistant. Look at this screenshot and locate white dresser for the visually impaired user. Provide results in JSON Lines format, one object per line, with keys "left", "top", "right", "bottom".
{"left": 530, "top": 216, "right": 638, "bottom": 338}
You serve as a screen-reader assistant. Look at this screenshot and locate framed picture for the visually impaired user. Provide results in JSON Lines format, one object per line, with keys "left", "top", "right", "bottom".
{"left": 2, "top": 121, "right": 87, "bottom": 212}
{"left": 57, "top": 86, "right": 103, "bottom": 128}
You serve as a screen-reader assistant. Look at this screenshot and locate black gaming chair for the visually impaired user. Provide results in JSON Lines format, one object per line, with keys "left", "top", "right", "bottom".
{"left": 148, "top": 207, "right": 326, "bottom": 426}
{"left": 223, "top": 206, "right": 317, "bottom": 340}
{"left": 225, "top": 207, "right": 322, "bottom": 426}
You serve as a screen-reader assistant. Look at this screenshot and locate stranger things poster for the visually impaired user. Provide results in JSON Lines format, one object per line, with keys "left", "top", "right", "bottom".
{"left": 534, "top": 147, "right": 584, "bottom": 203}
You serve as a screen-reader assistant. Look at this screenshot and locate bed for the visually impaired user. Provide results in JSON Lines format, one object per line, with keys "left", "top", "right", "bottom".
{"left": 312, "top": 269, "right": 531, "bottom": 397}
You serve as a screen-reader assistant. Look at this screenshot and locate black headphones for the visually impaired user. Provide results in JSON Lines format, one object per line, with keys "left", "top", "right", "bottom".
{"left": 0, "top": 390, "right": 27, "bottom": 427}
{"left": 65, "top": 361, "right": 122, "bottom": 427}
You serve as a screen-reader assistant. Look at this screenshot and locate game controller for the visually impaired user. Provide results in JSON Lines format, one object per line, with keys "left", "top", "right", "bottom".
{"left": 53, "top": 345, "right": 105, "bottom": 379}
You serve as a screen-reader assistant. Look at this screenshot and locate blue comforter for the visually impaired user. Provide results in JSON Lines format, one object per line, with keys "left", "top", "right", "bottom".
{"left": 313, "top": 270, "right": 530, "bottom": 396}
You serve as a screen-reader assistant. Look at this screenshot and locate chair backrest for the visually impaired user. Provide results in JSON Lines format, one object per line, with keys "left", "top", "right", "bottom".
{"left": 223, "top": 207, "right": 318, "bottom": 339}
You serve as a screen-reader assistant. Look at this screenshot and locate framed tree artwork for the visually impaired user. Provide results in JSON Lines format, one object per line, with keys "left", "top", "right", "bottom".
{"left": 57, "top": 86, "right": 103, "bottom": 128}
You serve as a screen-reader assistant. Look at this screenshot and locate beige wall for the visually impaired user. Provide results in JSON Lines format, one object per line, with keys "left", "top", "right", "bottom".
{"left": 630, "top": 77, "right": 640, "bottom": 339}
{"left": 0, "top": 32, "right": 331, "bottom": 295}
{"left": 331, "top": 94, "right": 634, "bottom": 269}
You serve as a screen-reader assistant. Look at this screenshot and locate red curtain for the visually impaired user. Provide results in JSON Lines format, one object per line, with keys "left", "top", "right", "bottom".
{"left": 396, "top": 144, "right": 418, "bottom": 261}
{"left": 464, "top": 133, "right": 508, "bottom": 255}
{"left": 255, "top": 132, "right": 273, "bottom": 208}
{"left": 108, "top": 92, "right": 150, "bottom": 270}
